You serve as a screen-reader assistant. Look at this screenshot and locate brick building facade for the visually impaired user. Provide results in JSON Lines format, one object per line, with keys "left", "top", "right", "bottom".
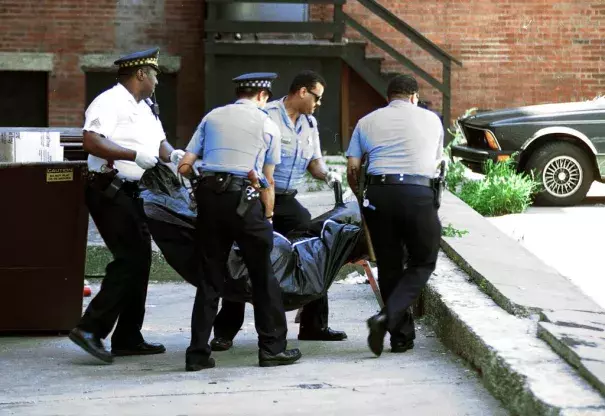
{"left": 0, "top": 0, "right": 204, "bottom": 147}
{"left": 1, "top": 0, "right": 604, "bottom": 149}
{"left": 313, "top": 0, "right": 605, "bottom": 126}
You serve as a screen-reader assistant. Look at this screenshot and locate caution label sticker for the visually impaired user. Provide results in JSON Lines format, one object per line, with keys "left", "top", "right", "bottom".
{"left": 46, "top": 168, "right": 74, "bottom": 182}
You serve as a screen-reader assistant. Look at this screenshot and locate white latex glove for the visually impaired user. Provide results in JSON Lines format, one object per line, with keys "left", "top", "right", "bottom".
{"left": 134, "top": 151, "right": 158, "bottom": 170}
{"left": 170, "top": 149, "right": 186, "bottom": 165}
{"left": 326, "top": 171, "right": 342, "bottom": 188}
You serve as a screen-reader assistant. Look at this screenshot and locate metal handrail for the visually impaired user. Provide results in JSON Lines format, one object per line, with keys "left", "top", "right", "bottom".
{"left": 203, "top": 0, "right": 461, "bottom": 126}
{"left": 344, "top": 14, "right": 448, "bottom": 95}
{"left": 353, "top": 0, "right": 461, "bottom": 66}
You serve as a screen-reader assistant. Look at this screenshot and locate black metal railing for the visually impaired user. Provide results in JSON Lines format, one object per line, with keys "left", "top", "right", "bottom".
{"left": 341, "top": 0, "right": 462, "bottom": 128}
{"left": 203, "top": 0, "right": 461, "bottom": 127}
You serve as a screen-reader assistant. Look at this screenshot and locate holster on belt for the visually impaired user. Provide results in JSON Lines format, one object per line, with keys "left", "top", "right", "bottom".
{"left": 236, "top": 183, "right": 260, "bottom": 218}
{"left": 88, "top": 169, "right": 124, "bottom": 199}
{"left": 433, "top": 160, "right": 446, "bottom": 209}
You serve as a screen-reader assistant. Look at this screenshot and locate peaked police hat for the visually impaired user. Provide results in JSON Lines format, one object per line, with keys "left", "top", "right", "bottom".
{"left": 114, "top": 47, "right": 160, "bottom": 72}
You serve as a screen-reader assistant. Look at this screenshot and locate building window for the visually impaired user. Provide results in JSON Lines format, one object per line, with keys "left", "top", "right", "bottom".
{"left": 0, "top": 71, "right": 48, "bottom": 127}
{"left": 84, "top": 71, "right": 178, "bottom": 146}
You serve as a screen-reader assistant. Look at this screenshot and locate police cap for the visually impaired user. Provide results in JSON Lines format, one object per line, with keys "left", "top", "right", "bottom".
{"left": 232, "top": 72, "right": 278, "bottom": 93}
{"left": 114, "top": 47, "right": 160, "bottom": 72}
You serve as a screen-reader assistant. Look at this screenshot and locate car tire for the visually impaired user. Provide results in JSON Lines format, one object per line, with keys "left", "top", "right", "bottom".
{"left": 524, "top": 142, "right": 593, "bottom": 206}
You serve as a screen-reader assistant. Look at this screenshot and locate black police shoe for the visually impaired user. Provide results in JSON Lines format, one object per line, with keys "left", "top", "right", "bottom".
{"left": 111, "top": 341, "right": 166, "bottom": 357}
{"left": 210, "top": 337, "right": 234, "bottom": 352}
{"left": 69, "top": 328, "right": 113, "bottom": 364}
{"left": 366, "top": 313, "right": 388, "bottom": 357}
{"left": 298, "top": 327, "right": 348, "bottom": 341}
{"left": 186, "top": 357, "right": 216, "bottom": 372}
{"left": 258, "top": 348, "right": 302, "bottom": 367}
{"left": 391, "top": 340, "right": 414, "bottom": 353}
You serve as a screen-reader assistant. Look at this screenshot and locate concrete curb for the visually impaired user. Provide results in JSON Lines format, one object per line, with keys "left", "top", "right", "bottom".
{"left": 438, "top": 190, "right": 605, "bottom": 399}
{"left": 439, "top": 237, "right": 538, "bottom": 318}
{"left": 424, "top": 253, "right": 605, "bottom": 415}
{"left": 537, "top": 309, "right": 605, "bottom": 397}
{"left": 537, "top": 323, "right": 605, "bottom": 397}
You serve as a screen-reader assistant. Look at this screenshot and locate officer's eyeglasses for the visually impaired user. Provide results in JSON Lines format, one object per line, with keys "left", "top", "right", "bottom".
{"left": 307, "top": 90, "right": 322, "bottom": 103}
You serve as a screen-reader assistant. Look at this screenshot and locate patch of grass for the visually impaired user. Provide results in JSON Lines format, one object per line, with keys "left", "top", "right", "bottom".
{"left": 303, "top": 171, "right": 325, "bottom": 192}
{"left": 442, "top": 223, "right": 469, "bottom": 238}
{"left": 326, "top": 159, "right": 346, "bottom": 165}
{"left": 335, "top": 262, "right": 366, "bottom": 281}
{"left": 458, "top": 158, "right": 538, "bottom": 217}
{"left": 443, "top": 110, "right": 538, "bottom": 217}
{"left": 445, "top": 158, "right": 467, "bottom": 194}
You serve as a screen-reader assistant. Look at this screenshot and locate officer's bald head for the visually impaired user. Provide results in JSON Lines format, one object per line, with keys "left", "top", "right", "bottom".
{"left": 387, "top": 74, "right": 418, "bottom": 101}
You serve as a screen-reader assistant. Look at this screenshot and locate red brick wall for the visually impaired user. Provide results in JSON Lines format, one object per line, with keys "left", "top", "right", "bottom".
{"left": 0, "top": 0, "right": 204, "bottom": 146}
{"left": 3, "top": 1, "right": 605, "bottom": 145}
{"left": 314, "top": 0, "right": 605, "bottom": 128}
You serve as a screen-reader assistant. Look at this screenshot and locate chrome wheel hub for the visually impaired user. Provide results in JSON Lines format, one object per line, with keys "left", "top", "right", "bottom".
{"left": 542, "top": 156, "right": 582, "bottom": 198}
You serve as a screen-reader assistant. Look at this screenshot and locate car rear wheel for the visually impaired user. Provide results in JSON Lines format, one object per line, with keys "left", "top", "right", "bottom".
{"left": 524, "top": 142, "right": 593, "bottom": 206}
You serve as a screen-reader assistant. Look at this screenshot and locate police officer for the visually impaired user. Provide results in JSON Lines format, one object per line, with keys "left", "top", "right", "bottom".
{"left": 346, "top": 74, "right": 443, "bottom": 357}
{"left": 177, "top": 72, "right": 302, "bottom": 371}
{"left": 69, "top": 48, "right": 185, "bottom": 363}
{"left": 209, "top": 70, "right": 346, "bottom": 352}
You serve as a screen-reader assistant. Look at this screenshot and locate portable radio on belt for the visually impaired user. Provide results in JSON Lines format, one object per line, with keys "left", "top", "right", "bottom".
{"left": 148, "top": 93, "right": 160, "bottom": 119}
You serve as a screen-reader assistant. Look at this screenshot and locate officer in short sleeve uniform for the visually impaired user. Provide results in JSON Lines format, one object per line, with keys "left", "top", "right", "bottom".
{"left": 68, "top": 48, "right": 185, "bottom": 364}
{"left": 346, "top": 74, "right": 444, "bottom": 357}
{"left": 210, "top": 70, "right": 346, "bottom": 352}
{"left": 178, "top": 72, "right": 302, "bottom": 371}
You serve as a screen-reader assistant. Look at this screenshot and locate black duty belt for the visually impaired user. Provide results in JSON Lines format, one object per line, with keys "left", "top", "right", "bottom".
{"left": 367, "top": 174, "right": 433, "bottom": 188}
{"left": 276, "top": 189, "right": 298, "bottom": 197}
{"left": 199, "top": 171, "right": 248, "bottom": 192}
{"left": 87, "top": 171, "right": 140, "bottom": 198}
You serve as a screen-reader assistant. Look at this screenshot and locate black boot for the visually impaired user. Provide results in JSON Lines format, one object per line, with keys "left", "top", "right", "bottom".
{"left": 69, "top": 328, "right": 113, "bottom": 364}
{"left": 258, "top": 348, "right": 302, "bottom": 367}
{"left": 366, "top": 313, "right": 388, "bottom": 357}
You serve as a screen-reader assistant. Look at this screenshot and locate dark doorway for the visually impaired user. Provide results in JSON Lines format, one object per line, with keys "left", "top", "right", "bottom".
{"left": 209, "top": 56, "right": 342, "bottom": 154}
{"left": 85, "top": 72, "right": 178, "bottom": 146}
{"left": 0, "top": 71, "right": 48, "bottom": 127}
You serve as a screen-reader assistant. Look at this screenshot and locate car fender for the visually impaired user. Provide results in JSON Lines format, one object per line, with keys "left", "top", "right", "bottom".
{"left": 520, "top": 126, "right": 597, "bottom": 155}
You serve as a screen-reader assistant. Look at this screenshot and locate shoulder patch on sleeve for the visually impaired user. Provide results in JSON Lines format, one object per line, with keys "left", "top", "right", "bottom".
{"left": 89, "top": 118, "right": 101, "bottom": 129}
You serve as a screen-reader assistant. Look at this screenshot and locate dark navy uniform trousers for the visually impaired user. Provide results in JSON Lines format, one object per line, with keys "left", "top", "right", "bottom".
{"left": 186, "top": 182, "right": 288, "bottom": 362}
{"left": 363, "top": 183, "right": 441, "bottom": 345}
{"left": 78, "top": 182, "right": 151, "bottom": 348}
{"left": 212, "top": 192, "right": 329, "bottom": 341}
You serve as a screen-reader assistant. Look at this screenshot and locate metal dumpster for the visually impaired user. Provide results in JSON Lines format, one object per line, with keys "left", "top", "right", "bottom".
{"left": 0, "top": 161, "right": 89, "bottom": 332}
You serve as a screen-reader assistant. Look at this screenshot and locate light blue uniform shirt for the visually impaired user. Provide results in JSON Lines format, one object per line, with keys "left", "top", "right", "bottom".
{"left": 265, "top": 98, "right": 322, "bottom": 193}
{"left": 346, "top": 100, "right": 444, "bottom": 177}
{"left": 186, "top": 99, "right": 281, "bottom": 177}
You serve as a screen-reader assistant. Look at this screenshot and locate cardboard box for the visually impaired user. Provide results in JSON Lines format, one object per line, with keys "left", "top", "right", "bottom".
{"left": 0, "top": 131, "right": 63, "bottom": 163}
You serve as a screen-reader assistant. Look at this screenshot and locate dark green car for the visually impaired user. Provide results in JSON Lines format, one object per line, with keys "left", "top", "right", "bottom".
{"left": 451, "top": 99, "right": 605, "bottom": 206}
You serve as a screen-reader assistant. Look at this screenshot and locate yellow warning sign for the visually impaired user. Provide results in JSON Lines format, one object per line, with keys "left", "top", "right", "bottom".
{"left": 46, "top": 168, "right": 74, "bottom": 182}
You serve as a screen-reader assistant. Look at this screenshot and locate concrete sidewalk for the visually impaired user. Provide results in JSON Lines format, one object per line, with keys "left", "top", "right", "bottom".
{"left": 0, "top": 283, "right": 506, "bottom": 416}
{"left": 79, "top": 182, "right": 605, "bottom": 414}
